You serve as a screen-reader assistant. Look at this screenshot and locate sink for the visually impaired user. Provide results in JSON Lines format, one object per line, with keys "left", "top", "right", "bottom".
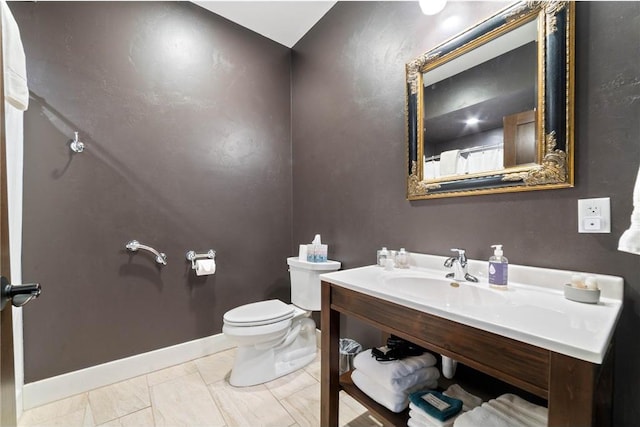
{"left": 382, "top": 275, "right": 508, "bottom": 308}
{"left": 320, "top": 254, "right": 624, "bottom": 364}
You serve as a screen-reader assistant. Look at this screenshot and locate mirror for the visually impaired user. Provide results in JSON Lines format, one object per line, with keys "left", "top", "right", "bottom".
{"left": 406, "top": 2, "right": 574, "bottom": 199}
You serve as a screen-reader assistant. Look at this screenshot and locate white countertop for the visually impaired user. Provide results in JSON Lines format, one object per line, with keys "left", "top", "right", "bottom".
{"left": 320, "top": 254, "right": 623, "bottom": 364}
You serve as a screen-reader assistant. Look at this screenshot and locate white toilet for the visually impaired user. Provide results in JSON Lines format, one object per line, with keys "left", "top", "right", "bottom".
{"left": 223, "top": 257, "right": 341, "bottom": 387}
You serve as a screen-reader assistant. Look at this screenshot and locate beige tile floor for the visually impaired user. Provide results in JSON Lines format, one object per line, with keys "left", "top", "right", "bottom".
{"left": 19, "top": 349, "right": 383, "bottom": 427}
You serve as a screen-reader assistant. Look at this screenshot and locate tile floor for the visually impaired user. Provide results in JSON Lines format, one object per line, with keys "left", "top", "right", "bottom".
{"left": 19, "top": 349, "right": 383, "bottom": 427}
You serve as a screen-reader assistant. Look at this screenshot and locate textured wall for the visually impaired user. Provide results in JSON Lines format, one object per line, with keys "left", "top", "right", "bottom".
{"left": 12, "top": 2, "right": 292, "bottom": 382}
{"left": 292, "top": 2, "right": 640, "bottom": 425}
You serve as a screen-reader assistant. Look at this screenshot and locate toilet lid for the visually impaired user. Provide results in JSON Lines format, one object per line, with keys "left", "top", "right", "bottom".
{"left": 224, "top": 299, "right": 295, "bottom": 327}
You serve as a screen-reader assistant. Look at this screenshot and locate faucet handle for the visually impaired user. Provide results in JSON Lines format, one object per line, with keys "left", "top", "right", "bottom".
{"left": 451, "top": 248, "right": 467, "bottom": 266}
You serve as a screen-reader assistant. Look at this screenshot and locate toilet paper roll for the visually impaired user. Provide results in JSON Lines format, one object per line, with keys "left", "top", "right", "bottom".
{"left": 195, "top": 259, "right": 216, "bottom": 276}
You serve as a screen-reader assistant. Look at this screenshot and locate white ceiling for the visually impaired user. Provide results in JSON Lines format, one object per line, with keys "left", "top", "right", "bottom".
{"left": 193, "top": 1, "right": 337, "bottom": 48}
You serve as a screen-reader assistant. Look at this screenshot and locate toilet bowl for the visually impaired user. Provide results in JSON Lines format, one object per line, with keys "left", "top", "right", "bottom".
{"left": 223, "top": 257, "right": 341, "bottom": 387}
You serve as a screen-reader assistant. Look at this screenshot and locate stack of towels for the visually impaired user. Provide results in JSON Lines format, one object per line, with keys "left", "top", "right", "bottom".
{"left": 408, "top": 390, "right": 462, "bottom": 427}
{"left": 351, "top": 347, "right": 440, "bottom": 413}
{"left": 408, "top": 384, "right": 482, "bottom": 427}
{"left": 454, "top": 393, "right": 548, "bottom": 427}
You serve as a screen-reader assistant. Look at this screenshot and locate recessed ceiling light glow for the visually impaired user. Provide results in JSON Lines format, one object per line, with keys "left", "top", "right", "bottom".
{"left": 442, "top": 15, "right": 461, "bottom": 30}
{"left": 419, "top": 0, "right": 447, "bottom": 16}
{"left": 465, "top": 117, "right": 480, "bottom": 125}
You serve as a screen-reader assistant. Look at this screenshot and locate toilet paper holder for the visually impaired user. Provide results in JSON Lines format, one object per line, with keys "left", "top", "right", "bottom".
{"left": 186, "top": 249, "right": 216, "bottom": 269}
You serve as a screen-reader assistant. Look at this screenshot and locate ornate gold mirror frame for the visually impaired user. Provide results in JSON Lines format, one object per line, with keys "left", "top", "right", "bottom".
{"left": 406, "top": 1, "right": 574, "bottom": 200}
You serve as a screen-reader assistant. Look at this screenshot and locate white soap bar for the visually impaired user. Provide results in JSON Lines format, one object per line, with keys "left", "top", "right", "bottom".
{"left": 585, "top": 276, "right": 599, "bottom": 290}
{"left": 422, "top": 393, "right": 451, "bottom": 411}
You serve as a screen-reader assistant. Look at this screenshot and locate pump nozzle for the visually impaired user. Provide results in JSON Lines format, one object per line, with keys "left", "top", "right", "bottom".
{"left": 491, "top": 244, "right": 503, "bottom": 256}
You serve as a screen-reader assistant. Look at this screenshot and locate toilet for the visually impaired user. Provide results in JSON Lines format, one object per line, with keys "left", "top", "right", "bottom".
{"left": 223, "top": 257, "right": 341, "bottom": 387}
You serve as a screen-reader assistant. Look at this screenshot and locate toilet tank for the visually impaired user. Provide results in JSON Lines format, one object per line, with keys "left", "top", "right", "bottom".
{"left": 287, "top": 257, "right": 341, "bottom": 311}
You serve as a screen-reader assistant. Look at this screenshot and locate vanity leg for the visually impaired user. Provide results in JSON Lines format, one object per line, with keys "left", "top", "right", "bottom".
{"left": 548, "top": 352, "right": 598, "bottom": 426}
{"left": 321, "top": 282, "right": 340, "bottom": 427}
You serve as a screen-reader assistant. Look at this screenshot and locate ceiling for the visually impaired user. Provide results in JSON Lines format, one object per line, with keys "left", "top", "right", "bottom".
{"left": 193, "top": 1, "right": 337, "bottom": 48}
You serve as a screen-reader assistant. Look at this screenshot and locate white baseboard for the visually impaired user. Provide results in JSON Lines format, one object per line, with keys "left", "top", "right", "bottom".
{"left": 23, "top": 333, "right": 234, "bottom": 410}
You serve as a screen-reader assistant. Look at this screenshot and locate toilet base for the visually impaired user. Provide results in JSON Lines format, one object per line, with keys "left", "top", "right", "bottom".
{"left": 228, "top": 317, "right": 317, "bottom": 387}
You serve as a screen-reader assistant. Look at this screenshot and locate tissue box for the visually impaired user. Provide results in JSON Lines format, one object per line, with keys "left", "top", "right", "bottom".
{"left": 564, "top": 284, "right": 600, "bottom": 304}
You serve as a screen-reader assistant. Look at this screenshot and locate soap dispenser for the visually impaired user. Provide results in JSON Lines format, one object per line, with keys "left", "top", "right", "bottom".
{"left": 488, "top": 244, "right": 508, "bottom": 289}
{"left": 396, "top": 248, "right": 410, "bottom": 269}
{"left": 377, "top": 247, "right": 389, "bottom": 267}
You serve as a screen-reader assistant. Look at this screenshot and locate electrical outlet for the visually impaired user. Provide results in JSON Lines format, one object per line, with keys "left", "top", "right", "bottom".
{"left": 583, "top": 217, "right": 602, "bottom": 231}
{"left": 578, "top": 197, "right": 611, "bottom": 233}
{"left": 586, "top": 205, "right": 601, "bottom": 217}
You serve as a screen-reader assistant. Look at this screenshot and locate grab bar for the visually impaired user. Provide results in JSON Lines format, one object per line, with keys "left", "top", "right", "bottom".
{"left": 126, "top": 240, "right": 167, "bottom": 265}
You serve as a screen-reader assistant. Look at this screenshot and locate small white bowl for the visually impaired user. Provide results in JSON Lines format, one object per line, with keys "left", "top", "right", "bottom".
{"left": 564, "top": 284, "right": 600, "bottom": 304}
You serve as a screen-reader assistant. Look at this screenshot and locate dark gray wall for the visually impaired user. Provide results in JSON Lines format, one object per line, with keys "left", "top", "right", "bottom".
{"left": 292, "top": 2, "right": 640, "bottom": 426}
{"left": 12, "top": 2, "right": 292, "bottom": 382}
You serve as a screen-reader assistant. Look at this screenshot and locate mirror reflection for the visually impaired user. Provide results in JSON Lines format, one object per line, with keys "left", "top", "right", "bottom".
{"left": 406, "top": 1, "right": 575, "bottom": 200}
{"left": 423, "top": 18, "right": 538, "bottom": 180}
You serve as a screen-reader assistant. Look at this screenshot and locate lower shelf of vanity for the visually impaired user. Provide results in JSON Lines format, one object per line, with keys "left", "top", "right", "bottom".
{"left": 339, "top": 364, "right": 549, "bottom": 427}
{"left": 339, "top": 371, "right": 409, "bottom": 427}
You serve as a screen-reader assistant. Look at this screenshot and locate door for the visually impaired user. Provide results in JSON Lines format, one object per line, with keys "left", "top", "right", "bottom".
{"left": 0, "top": 23, "right": 17, "bottom": 424}
{"left": 0, "top": 12, "right": 41, "bottom": 425}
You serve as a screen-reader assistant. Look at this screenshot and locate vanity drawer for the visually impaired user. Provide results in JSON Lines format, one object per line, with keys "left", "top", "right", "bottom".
{"left": 330, "top": 285, "right": 550, "bottom": 398}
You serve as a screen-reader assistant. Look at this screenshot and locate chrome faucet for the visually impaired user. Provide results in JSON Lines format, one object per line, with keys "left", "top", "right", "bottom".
{"left": 444, "top": 248, "right": 478, "bottom": 282}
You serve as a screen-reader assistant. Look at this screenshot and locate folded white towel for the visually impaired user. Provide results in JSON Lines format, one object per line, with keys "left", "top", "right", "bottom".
{"left": 351, "top": 369, "right": 437, "bottom": 414}
{"left": 456, "top": 153, "right": 468, "bottom": 175}
{"left": 388, "top": 366, "right": 439, "bottom": 393}
{"left": 439, "top": 150, "right": 460, "bottom": 176}
{"left": 409, "top": 405, "right": 458, "bottom": 427}
{"left": 482, "top": 147, "right": 504, "bottom": 171}
{"left": 454, "top": 405, "right": 515, "bottom": 427}
{"left": 424, "top": 160, "right": 440, "bottom": 179}
{"left": 353, "top": 348, "right": 437, "bottom": 385}
{"left": 482, "top": 402, "right": 542, "bottom": 427}
{"left": 356, "top": 364, "right": 439, "bottom": 394}
{"left": 443, "top": 384, "right": 483, "bottom": 412}
{"left": 453, "top": 396, "right": 547, "bottom": 427}
{"left": 1, "top": 1, "right": 28, "bottom": 111}
{"left": 495, "top": 394, "right": 548, "bottom": 425}
{"left": 466, "top": 151, "right": 484, "bottom": 174}
{"left": 487, "top": 400, "right": 544, "bottom": 427}
{"left": 407, "top": 416, "right": 431, "bottom": 427}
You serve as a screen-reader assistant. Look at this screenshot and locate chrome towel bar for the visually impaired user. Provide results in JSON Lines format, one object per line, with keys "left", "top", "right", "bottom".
{"left": 126, "top": 240, "right": 167, "bottom": 265}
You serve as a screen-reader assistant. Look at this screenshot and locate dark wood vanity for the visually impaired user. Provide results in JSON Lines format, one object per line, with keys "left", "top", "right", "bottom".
{"left": 320, "top": 281, "right": 614, "bottom": 427}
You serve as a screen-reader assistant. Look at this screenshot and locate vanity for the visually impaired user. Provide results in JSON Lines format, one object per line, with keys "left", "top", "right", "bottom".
{"left": 319, "top": 254, "right": 623, "bottom": 427}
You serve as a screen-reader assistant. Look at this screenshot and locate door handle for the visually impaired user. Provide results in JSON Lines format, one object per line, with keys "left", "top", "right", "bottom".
{"left": 0, "top": 276, "right": 41, "bottom": 310}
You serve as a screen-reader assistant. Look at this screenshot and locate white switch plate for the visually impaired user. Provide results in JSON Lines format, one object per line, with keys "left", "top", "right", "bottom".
{"left": 578, "top": 197, "right": 611, "bottom": 233}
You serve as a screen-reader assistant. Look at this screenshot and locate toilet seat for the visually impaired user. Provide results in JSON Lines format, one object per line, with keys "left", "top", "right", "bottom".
{"left": 223, "top": 299, "right": 295, "bottom": 327}
{"left": 223, "top": 318, "right": 291, "bottom": 338}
